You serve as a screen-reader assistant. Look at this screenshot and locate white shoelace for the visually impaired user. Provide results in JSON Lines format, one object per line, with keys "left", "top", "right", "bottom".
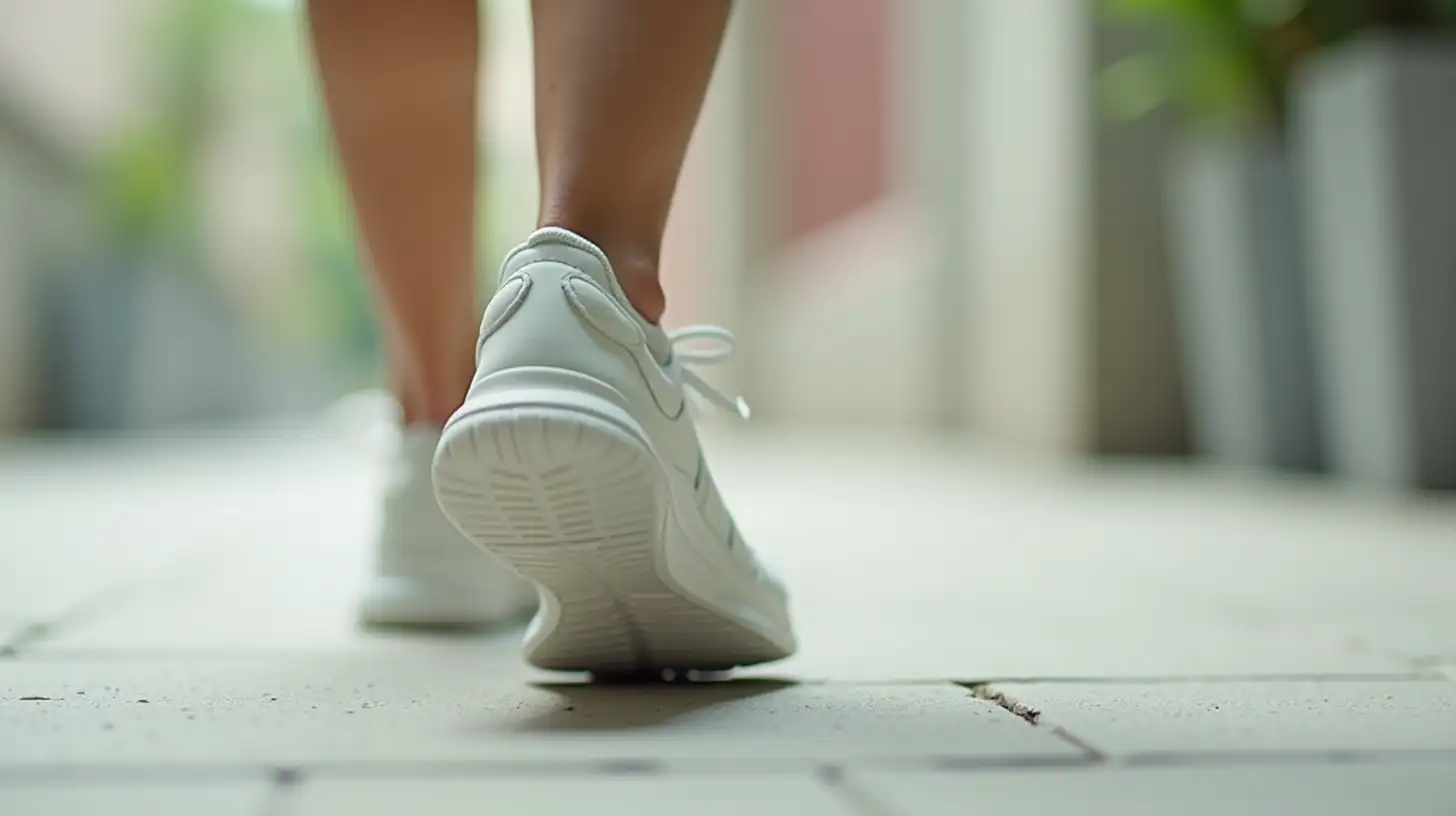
{"left": 668, "top": 325, "right": 752, "bottom": 420}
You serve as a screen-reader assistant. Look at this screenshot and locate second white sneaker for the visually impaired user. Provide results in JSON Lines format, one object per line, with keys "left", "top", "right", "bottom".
{"left": 360, "top": 427, "right": 538, "bottom": 629}
{"left": 432, "top": 228, "right": 796, "bottom": 674}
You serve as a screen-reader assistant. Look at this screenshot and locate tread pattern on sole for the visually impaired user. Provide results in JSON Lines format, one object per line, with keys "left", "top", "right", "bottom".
{"left": 434, "top": 407, "right": 786, "bottom": 673}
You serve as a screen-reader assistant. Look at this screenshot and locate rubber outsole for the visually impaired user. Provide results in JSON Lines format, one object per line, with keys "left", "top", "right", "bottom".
{"left": 432, "top": 404, "right": 792, "bottom": 674}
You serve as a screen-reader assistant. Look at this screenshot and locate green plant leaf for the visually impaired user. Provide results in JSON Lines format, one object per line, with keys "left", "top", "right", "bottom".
{"left": 1100, "top": 54, "right": 1176, "bottom": 120}
{"left": 1100, "top": 0, "right": 1296, "bottom": 127}
{"left": 92, "top": 129, "right": 188, "bottom": 245}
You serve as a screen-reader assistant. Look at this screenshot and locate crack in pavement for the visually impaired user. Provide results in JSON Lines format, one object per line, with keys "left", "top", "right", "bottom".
{"left": 963, "top": 682, "right": 1110, "bottom": 763}
{"left": 965, "top": 682, "right": 1040, "bottom": 724}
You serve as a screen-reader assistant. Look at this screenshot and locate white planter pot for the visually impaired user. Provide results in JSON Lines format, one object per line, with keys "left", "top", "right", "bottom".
{"left": 1166, "top": 133, "right": 1321, "bottom": 471}
{"left": 1295, "top": 38, "right": 1456, "bottom": 489}
{"left": 42, "top": 265, "right": 253, "bottom": 431}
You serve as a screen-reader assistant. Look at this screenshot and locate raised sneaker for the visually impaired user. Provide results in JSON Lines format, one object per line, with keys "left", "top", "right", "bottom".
{"left": 432, "top": 228, "right": 796, "bottom": 673}
{"left": 360, "top": 427, "right": 538, "bottom": 628}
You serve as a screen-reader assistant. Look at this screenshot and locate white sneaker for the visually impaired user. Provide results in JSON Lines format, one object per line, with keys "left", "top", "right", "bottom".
{"left": 432, "top": 228, "right": 796, "bottom": 673}
{"left": 359, "top": 427, "right": 538, "bottom": 628}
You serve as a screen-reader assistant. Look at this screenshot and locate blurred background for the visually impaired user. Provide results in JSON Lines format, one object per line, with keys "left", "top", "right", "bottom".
{"left": 1, "top": 0, "right": 1453, "bottom": 490}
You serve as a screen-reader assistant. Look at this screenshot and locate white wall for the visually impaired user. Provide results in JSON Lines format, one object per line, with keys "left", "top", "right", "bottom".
{"left": 960, "top": 0, "right": 1092, "bottom": 453}
{"left": 732, "top": 0, "right": 1094, "bottom": 447}
{"left": 0, "top": 0, "right": 160, "bottom": 149}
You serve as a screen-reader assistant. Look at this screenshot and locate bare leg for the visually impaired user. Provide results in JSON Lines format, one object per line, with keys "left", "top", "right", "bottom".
{"left": 425, "top": 0, "right": 796, "bottom": 668}
{"left": 307, "top": 0, "right": 481, "bottom": 426}
{"left": 532, "top": 0, "right": 732, "bottom": 324}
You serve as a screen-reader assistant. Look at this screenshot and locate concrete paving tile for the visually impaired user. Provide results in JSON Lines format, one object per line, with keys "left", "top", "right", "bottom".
{"left": 0, "top": 618, "right": 31, "bottom": 649}
{"left": 10, "top": 427, "right": 1454, "bottom": 684}
{"left": 40, "top": 505, "right": 1397, "bottom": 674}
{"left": 765, "top": 611, "right": 1403, "bottom": 682}
{"left": 0, "top": 431, "right": 378, "bottom": 628}
{"left": 714, "top": 433, "right": 1456, "bottom": 671}
{"left": 30, "top": 527, "right": 520, "bottom": 653}
{"left": 710, "top": 443, "right": 1428, "bottom": 680}
{"left": 855, "top": 762, "right": 1456, "bottom": 815}
{"left": 288, "top": 775, "right": 849, "bottom": 816}
{"left": 1001, "top": 680, "right": 1456, "bottom": 755}
{"left": 1036, "top": 471, "right": 1456, "bottom": 663}
{"left": 0, "top": 779, "right": 271, "bottom": 816}
{"left": 1278, "top": 609, "right": 1456, "bottom": 664}
{"left": 14, "top": 428, "right": 1456, "bottom": 681}
{"left": 0, "top": 659, "right": 1075, "bottom": 765}
{"left": 12, "top": 436, "right": 529, "bottom": 654}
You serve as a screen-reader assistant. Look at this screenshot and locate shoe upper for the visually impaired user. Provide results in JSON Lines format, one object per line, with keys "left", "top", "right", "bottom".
{"left": 470, "top": 228, "right": 786, "bottom": 598}
{"left": 372, "top": 428, "right": 536, "bottom": 604}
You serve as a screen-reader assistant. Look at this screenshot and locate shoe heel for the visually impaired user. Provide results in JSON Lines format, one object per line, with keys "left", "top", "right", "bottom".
{"left": 433, "top": 367, "right": 663, "bottom": 550}
{"left": 433, "top": 366, "right": 792, "bottom": 674}
{"left": 433, "top": 369, "right": 679, "bottom": 672}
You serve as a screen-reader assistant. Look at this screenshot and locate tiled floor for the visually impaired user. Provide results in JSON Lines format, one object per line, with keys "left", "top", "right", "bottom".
{"left": 2, "top": 424, "right": 1454, "bottom": 814}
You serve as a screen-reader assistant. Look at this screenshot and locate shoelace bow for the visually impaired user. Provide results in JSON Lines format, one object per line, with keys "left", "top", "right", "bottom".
{"left": 667, "top": 325, "right": 752, "bottom": 420}
{"left": 661, "top": 326, "right": 785, "bottom": 585}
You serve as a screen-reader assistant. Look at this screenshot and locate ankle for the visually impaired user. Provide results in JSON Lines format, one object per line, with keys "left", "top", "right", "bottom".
{"left": 392, "top": 352, "right": 475, "bottom": 429}
{"left": 397, "top": 403, "right": 455, "bottom": 430}
{"left": 610, "top": 255, "right": 667, "bottom": 324}
{"left": 536, "top": 217, "right": 667, "bottom": 323}
{"left": 396, "top": 388, "right": 461, "bottom": 428}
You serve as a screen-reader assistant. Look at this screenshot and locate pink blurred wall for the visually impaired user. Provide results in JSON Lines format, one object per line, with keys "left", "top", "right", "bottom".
{"left": 779, "top": 0, "right": 891, "bottom": 242}
{"left": 662, "top": 0, "right": 894, "bottom": 329}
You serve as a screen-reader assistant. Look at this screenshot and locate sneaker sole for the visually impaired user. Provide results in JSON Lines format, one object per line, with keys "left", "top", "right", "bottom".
{"left": 433, "top": 384, "right": 794, "bottom": 674}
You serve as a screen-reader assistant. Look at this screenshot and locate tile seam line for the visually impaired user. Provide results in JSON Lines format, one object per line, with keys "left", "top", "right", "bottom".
{"left": 3, "top": 549, "right": 227, "bottom": 655}
{"left": 819, "top": 764, "right": 898, "bottom": 816}
{"left": 952, "top": 672, "right": 1444, "bottom": 685}
{"left": 261, "top": 767, "right": 302, "bottom": 816}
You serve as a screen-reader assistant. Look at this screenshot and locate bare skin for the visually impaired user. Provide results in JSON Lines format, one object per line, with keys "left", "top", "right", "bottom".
{"left": 308, "top": 0, "right": 732, "bottom": 426}
{"left": 532, "top": 0, "right": 732, "bottom": 324}
{"left": 307, "top": 0, "right": 481, "bottom": 427}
